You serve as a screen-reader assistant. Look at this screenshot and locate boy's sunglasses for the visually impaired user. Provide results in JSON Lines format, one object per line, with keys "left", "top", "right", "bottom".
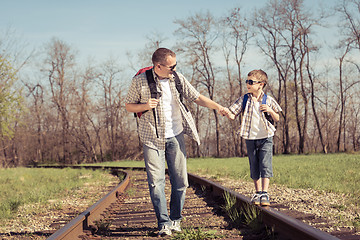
{"left": 246, "top": 79, "right": 263, "bottom": 85}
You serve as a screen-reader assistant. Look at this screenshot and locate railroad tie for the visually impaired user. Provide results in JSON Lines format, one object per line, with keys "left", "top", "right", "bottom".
{"left": 88, "top": 170, "right": 242, "bottom": 239}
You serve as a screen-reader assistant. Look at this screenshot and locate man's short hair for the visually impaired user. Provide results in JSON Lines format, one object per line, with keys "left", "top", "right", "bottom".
{"left": 248, "top": 69, "right": 268, "bottom": 88}
{"left": 152, "top": 48, "right": 176, "bottom": 65}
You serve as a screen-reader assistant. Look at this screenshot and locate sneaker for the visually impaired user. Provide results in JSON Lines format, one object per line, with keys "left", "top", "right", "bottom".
{"left": 250, "top": 193, "right": 261, "bottom": 206}
{"left": 260, "top": 193, "right": 270, "bottom": 206}
{"left": 158, "top": 224, "right": 172, "bottom": 237}
{"left": 170, "top": 220, "right": 181, "bottom": 232}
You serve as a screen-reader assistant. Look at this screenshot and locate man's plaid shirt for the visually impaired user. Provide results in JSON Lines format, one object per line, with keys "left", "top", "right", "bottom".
{"left": 125, "top": 69, "right": 200, "bottom": 150}
{"left": 229, "top": 92, "right": 282, "bottom": 139}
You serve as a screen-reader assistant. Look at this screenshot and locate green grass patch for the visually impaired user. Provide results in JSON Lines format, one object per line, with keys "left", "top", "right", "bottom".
{"left": 0, "top": 167, "right": 115, "bottom": 220}
{"left": 190, "top": 154, "right": 360, "bottom": 198}
{"left": 95, "top": 153, "right": 360, "bottom": 198}
{"left": 272, "top": 154, "right": 360, "bottom": 195}
{"left": 172, "top": 227, "right": 223, "bottom": 239}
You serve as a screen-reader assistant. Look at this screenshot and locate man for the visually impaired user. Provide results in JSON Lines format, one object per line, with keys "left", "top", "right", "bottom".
{"left": 125, "top": 48, "right": 224, "bottom": 236}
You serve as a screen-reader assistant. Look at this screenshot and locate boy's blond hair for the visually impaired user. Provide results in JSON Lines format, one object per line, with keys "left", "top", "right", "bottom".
{"left": 248, "top": 69, "right": 268, "bottom": 88}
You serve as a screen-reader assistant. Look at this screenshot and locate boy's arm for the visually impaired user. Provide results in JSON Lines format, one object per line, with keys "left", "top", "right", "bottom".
{"left": 260, "top": 104, "right": 280, "bottom": 122}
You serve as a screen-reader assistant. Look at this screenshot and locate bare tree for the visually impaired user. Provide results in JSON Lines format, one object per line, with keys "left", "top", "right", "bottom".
{"left": 44, "top": 38, "right": 76, "bottom": 164}
{"left": 71, "top": 65, "right": 101, "bottom": 162}
{"left": 96, "top": 58, "right": 126, "bottom": 161}
{"left": 337, "top": 0, "right": 360, "bottom": 51}
{"left": 255, "top": 0, "right": 324, "bottom": 153}
{"left": 222, "top": 7, "right": 253, "bottom": 156}
{"left": 255, "top": 0, "right": 292, "bottom": 153}
{"left": 336, "top": 0, "right": 360, "bottom": 151}
{"left": 24, "top": 83, "right": 44, "bottom": 164}
{"left": 174, "top": 11, "right": 222, "bottom": 157}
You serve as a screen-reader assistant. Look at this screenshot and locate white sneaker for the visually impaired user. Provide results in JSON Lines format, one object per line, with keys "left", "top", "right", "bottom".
{"left": 170, "top": 220, "right": 181, "bottom": 232}
{"left": 158, "top": 224, "right": 172, "bottom": 236}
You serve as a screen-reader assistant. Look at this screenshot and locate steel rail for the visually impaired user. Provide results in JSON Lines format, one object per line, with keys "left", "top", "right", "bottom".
{"left": 37, "top": 165, "right": 339, "bottom": 240}
{"left": 187, "top": 172, "right": 339, "bottom": 240}
{"left": 42, "top": 166, "right": 131, "bottom": 240}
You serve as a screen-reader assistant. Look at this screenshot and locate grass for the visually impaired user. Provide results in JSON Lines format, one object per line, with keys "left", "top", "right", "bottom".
{"left": 222, "top": 191, "right": 276, "bottom": 239}
{"left": 1, "top": 153, "right": 358, "bottom": 235}
{"left": 0, "top": 167, "right": 116, "bottom": 221}
{"left": 89, "top": 153, "right": 360, "bottom": 198}
{"left": 188, "top": 153, "right": 360, "bottom": 198}
{"left": 192, "top": 153, "right": 360, "bottom": 197}
{"left": 172, "top": 227, "right": 223, "bottom": 239}
{"left": 272, "top": 154, "right": 360, "bottom": 195}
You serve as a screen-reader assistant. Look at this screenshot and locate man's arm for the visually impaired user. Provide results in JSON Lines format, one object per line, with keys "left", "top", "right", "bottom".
{"left": 125, "top": 99, "right": 159, "bottom": 113}
{"left": 194, "top": 94, "right": 224, "bottom": 113}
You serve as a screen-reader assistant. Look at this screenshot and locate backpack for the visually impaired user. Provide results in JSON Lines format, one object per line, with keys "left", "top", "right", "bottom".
{"left": 242, "top": 93, "right": 274, "bottom": 125}
{"left": 134, "top": 66, "right": 188, "bottom": 138}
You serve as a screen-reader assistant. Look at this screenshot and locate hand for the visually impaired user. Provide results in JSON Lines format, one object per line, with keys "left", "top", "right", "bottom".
{"left": 220, "top": 107, "right": 235, "bottom": 120}
{"left": 218, "top": 106, "right": 230, "bottom": 116}
{"left": 219, "top": 107, "right": 229, "bottom": 116}
{"left": 260, "top": 104, "right": 271, "bottom": 113}
{"left": 217, "top": 106, "right": 226, "bottom": 116}
{"left": 146, "top": 98, "right": 160, "bottom": 110}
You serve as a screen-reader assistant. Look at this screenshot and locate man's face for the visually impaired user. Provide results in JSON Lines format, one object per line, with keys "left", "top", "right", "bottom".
{"left": 156, "top": 55, "right": 177, "bottom": 79}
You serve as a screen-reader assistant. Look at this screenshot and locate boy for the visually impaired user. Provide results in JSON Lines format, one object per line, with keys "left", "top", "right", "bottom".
{"left": 222, "top": 69, "right": 282, "bottom": 206}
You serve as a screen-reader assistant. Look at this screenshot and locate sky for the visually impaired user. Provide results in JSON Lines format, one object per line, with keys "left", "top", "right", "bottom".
{"left": 1, "top": 0, "right": 340, "bottom": 76}
{"left": 1, "top": 0, "right": 260, "bottom": 62}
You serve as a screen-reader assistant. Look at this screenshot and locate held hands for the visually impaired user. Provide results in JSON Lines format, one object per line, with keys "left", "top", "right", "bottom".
{"left": 219, "top": 107, "right": 235, "bottom": 120}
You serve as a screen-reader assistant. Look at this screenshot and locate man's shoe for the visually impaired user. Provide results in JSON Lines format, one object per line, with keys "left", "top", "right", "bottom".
{"left": 158, "top": 224, "right": 172, "bottom": 237}
{"left": 170, "top": 220, "right": 181, "bottom": 232}
{"left": 260, "top": 193, "right": 270, "bottom": 206}
{"left": 250, "top": 193, "right": 261, "bottom": 206}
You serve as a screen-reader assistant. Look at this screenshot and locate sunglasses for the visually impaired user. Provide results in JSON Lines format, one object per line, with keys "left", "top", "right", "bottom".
{"left": 246, "top": 79, "right": 262, "bottom": 85}
{"left": 160, "top": 62, "right": 177, "bottom": 71}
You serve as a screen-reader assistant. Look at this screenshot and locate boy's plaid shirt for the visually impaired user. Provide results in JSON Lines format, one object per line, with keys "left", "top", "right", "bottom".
{"left": 125, "top": 69, "right": 201, "bottom": 150}
{"left": 229, "top": 92, "right": 282, "bottom": 139}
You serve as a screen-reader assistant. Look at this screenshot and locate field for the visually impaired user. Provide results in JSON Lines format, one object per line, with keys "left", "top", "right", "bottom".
{"left": 92, "top": 153, "right": 360, "bottom": 198}
{"left": 1, "top": 153, "right": 359, "bottom": 227}
{"left": 0, "top": 167, "right": 117, "bottom": 222}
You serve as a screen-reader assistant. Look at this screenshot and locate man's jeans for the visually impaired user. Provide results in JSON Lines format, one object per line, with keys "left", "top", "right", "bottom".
{"left": 143, "top": 132, "right": 188, "bottom": 229}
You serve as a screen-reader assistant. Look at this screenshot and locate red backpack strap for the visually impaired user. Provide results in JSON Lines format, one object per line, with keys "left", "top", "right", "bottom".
{"left": 135, "top": 66, "right": 153, "bottom": 76}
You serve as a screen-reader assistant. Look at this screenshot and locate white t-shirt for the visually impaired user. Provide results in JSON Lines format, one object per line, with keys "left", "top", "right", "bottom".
{"left": 159, "top": 79, "right": 183, "bottom": 138}
{"left": 248, "top": 100, "right": 273, "bottom": 139}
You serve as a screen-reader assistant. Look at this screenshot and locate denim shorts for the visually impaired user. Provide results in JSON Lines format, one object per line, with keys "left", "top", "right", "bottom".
{"left": 245, "top": 137, "right": 273, "bottom": 180}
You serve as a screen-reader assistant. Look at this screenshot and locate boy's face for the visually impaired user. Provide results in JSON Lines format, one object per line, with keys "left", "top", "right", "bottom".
{"left": 246, "top": 76, "right": 264, "bottom": 94}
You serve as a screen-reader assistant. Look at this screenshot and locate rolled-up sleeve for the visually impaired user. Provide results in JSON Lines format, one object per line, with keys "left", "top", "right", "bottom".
{"left": 125, "top": 76, "right": 140, "bottom": 104}
{"left": 229, "top": 96, "right": 244, "bottom": 117}
{"left": 177, "top": 73, "right": 200, "bottom": 102}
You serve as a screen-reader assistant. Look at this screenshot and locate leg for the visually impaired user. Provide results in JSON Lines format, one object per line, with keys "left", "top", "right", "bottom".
{"left": 143, "top": 144, "right": 170, "bottom": 229}
{"left": 258, "top": 137, "right": 273, "bottom": 206}
{"left": 165, "top": 133, "right": 188, "bottom": 222}
{"left": 246, "top": 139, "right": 262, "bottom": 205}
{"left": 258, "top": 137, "right": 274, "bottom": 180}
{"left": 262, "top": 177, "right": 270, "bottom": 192}
{"left": 246, "top": 139, "right": 260, "bottom": 181}
{"left": 253, "top": 178, "right": 261, "bottom": 192}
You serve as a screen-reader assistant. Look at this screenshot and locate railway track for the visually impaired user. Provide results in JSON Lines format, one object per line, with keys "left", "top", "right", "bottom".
{"left": 40, "top": 165, "right": 339, "bottom": 240}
